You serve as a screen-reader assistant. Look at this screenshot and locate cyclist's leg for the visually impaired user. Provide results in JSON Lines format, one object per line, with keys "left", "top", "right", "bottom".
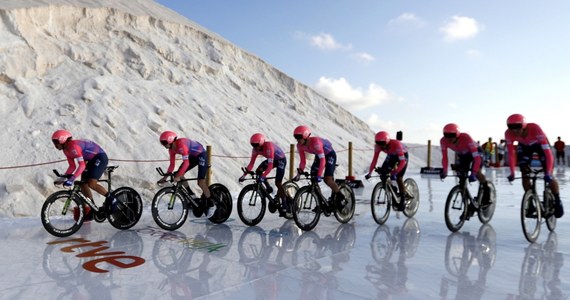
{"left": 517, "top": 145, "right": 533, "bottom": 192}
{"left": 323, "top": 151, "right": 339, "bottom": 193}
{"left": 538, "top": 151, "right": 564, "bottom": 218}
{"left": 256, "top": 160, "right": 273, "bottom": 193}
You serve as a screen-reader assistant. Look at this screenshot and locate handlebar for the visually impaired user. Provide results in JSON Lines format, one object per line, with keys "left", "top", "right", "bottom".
{"left": 156, "top": 167, "right": 198, "bottom": 183}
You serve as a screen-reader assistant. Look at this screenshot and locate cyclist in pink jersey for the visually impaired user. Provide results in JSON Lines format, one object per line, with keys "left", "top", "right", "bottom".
{"left": 364, "top": 131, "right": 410, "bottom": 210}
{"left": 239, "top": 133, "right": 289, "bottom": 215}
{"left": 157, "top": 131, "right": 214, "bottom": 217}
{"left": 439, "top": 124, "right": 491, "bottom": 204}
{"left": 505, "top": 114, "right": 563, "bottom": 218}
{"left": 292, "top": 125, "right": 345, "bottom": 208}
{"left": 51, "top": 130, "right": 117, "bottom": 220}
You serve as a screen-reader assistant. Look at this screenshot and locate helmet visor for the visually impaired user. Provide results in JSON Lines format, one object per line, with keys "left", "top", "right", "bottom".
{"left": 443, "top": 132, "right": 457, "bottom": 138}
{"left": 294, "top": 134, "right": 304, "bottom": 140}
{"left": 160, "top": 140, "right": 170, "bottom": 146}
{"left": 375, "top": 141, "right": 387, "bottom": 146}
{"left": 52, "top": 139, "right": 60, "bottom": 146}
{"left": 251, "top": 143, "right": 260, "bottom": 148}
{"left": 507, "top": 123, "right": 523, "bottom": 130}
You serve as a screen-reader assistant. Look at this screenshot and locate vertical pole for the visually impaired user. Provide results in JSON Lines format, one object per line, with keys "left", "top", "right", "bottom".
{"left": 427, "top": 140, "right": 432, "bottom": 168}
{"left": 206, "top": 145, "right": 212, "bottom": 186}
{"left": 348, "top": 141, "right": 353, "bottom": 178}
{"left": 289, "top": 144, "right": 295, "bottom": 179}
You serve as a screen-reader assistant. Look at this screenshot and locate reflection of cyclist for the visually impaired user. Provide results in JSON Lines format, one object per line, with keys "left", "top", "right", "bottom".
{"left": 239, "top": 133, "right": 289, "bottom": 215}
{"left": 51, "top": 130, "right": 116, "bottom": 220}
{"left": 439, "top": 123, "right": 491, "bottom": 204}
{"left": 157, "top": 131, "right": 214, "bottom": 217}
{"left": 365, "top": 131, "right": 409, "bottom": 210}
{"left": 505, "top": 114, "right": 564, "bottom": 218}
{"left": 293, "top": 125, "right": 344, "bottom": 206}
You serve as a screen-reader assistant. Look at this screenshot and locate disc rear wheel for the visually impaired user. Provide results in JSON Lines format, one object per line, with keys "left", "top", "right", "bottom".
{"left": 334, "top": 184, "right": 355, "bottom": 223}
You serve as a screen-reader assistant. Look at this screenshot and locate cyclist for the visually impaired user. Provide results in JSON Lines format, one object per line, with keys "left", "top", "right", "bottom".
{"left": 364, "top": 131, "right": 410, "bottom": 210}
{"left": 292, "top": 125, "right": 345, "bottom": 208}
{"left": 157, "top": 131, "right": 214, "bottom": 217}
{"left": 238, "top": 133, "right": 289, "bottom": 216}
{"left": 439, "top": 123, "right": 491, "bottom": 204}
{"left": 505, "top": 114, "right": 564, "bottom": 218}
{"left": 51, "top": 130, "right": 117, "bottom": 221}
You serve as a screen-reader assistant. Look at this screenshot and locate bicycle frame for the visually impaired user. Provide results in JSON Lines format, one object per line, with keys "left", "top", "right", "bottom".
{"left": 297, "top": 172, "right": 332, "bottom": 213}
{"left": 156, "top": 167, "right": 201, "bottom": 210}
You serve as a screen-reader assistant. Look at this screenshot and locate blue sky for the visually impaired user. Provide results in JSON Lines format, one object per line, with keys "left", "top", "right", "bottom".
{"left": 156, "top": 0, "right": 570, "bottom": 144}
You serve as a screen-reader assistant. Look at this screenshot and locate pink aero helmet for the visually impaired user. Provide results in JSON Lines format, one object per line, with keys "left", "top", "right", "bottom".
{"left": 293, "top": 125, "right": 311, "bottom": 140}
{"left": 375, "top": 131, "right": 390, "bottom": 145}
{"left": 159, "top": 131, "right": 177, "bottom": 146}
{"left": 51, "top": 130, "right": 72, "bottom": 145}
{"left": 443, "top": 123, "right": 460, "bottom": 138}
{"left": 250, "top": 133, "right": 265, "bottom": 147}
{"left": 507, "top": 114, "right": 526, "bottom": 130}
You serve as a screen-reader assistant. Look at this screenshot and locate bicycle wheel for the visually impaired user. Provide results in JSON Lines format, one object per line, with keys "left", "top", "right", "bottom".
{"left": 370, "top": 225, "right": 393, "bottom": 262}
{"left": 477, "top": 182, "right": 496, "bottom": 224}
{"left": 237, "top": 226, "right": 267, "bottom": 263}
{"left": 152, "top": 186, "right": 189, "bottom": 231}
{"left": 520, "top": 190, "right": 541, "bottom": 243}
{"left": 403, "top": 178, "right": 420, "bottom": 217}
{"left": 401, "top": 218, "right": 421, "bottom": 258}
{"left": 444, "top": 232, "right": 473, "bottom": 277}
{"left": 208, "top": 183, "right": 233, "bottom": 224}
{"left": 334, "top": 183, "right": 355, "bottom": 223}
{"left": 107, "top": 187, "right": 143, "bottom": 230}
{"left": 544, "top": 188, "right": 556, "bottom": 232}
{"left": 292, "top": 186, "right": 320, "bottom": 231}
{"left": 370, "top": 182, "right": 391, "bottom": 225}
{"left": 41, "top": 190, "right": 83, "bottom": 237}
{"left": 444, "top": 185, "right": 468, "bottom": 232}
{"left": 237, "top": 184, "right": 266, "bottom": 226}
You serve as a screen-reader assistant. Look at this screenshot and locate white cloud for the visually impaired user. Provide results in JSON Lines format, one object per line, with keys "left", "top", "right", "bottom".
{"left": 440, "top": 16, "right": 481, "bottom": 41}
{"left": 352, "top": 52, "right": 376, "bottom": 63}
{"left": 309, "top": 32, "right": 352, "bottom": 50}
{"left": 314, "top": 77, "right": 390, "bottom": 111}
{"left": 389, "top": 13, "right": 425, "bottom": 27}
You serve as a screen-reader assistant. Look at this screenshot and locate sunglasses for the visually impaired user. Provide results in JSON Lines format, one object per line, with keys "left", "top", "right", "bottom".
{"left": 508, "top": 123, "right": 523, "bottom": 130}
{"left": 251, "top": 143, "right": 260, "bottom": 148}
{"left": 294, "top": 134, "right": 304, "bottom": 140}
{"left": 443, "top": 132, "right": 457, "bottom": 138}
{"left": 52, "top": 139, "right": 60, "bottom": 146}
{"left": 160, "top": 140, "right": 170, "bottom": 146}
{"left": 375, "top": 141, "right": 387, "bottom": 146}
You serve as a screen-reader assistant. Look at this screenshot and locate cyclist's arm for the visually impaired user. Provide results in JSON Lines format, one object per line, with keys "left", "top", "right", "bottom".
{"left": 165, "top": 149, "right": 177, "bottom": 174}
{"left": 505, "top": 130, "right": 517, "bottom": 176}
{"left": 244, "top": 150, "right": 258, "bottom": 172}
{"left": 392, "top": 144, "right": 407, "bottom": 174}
{"left": 296, "top": 144, "right": 307, "bottom": 171}
{"left": 368, "top": 146, "right": 381, "bottom": 174}
{"left": 440, "top": 138, "right": 449, "bottom": 175}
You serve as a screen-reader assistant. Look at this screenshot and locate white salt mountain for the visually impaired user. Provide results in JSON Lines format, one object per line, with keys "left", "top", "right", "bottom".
{"left": 0, "top": 0, "right": 432, "bottom": 217}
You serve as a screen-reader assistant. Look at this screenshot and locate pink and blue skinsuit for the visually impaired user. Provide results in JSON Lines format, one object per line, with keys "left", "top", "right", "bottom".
{"left": 245, "top": 141, "right": 287, "bottom": 182}
{"left": 297, "top": 137, "right": 336, "bottom": 177}
{"left": 505, "top": 123, "right": 554, "bottom": 177}
{"left": 63, "top": 140, "right": 108, "bottom": 181}
{"left": 440, "top": 133, "right": 483, "bottom": 175}
{"left": 368, "top": 140, "right": 409, "bottom": 177}
{"left": 167, "top": 138, "right": 208, "bottom": 179}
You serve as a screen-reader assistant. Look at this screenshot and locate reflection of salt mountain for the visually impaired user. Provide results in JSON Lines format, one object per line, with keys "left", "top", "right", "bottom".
{"left": 0, "top": 0, "right": 435, "bottom": 217}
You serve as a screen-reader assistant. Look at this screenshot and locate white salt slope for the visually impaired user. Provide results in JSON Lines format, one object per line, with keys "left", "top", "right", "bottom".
{"left": 0, "top": 0, "right": 437, "bottom": 217}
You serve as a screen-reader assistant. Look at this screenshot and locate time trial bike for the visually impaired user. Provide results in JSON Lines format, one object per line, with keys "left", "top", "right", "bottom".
{"left": 41, "top": 166, "right": 143, "bottom": 237}
{"left": 444, "top": 166, "right": 496, "bottom": 232}
{"left": 370, "top": 167, "right": 420, "bottom": 225}
{"left": 237, "top": 167, "right": 299, "bottom": 226}
{"left": 151, "top": 167, "right": 232, "bottom": 231}
{"left": 519, "top": 168, "right": 556, "bottom": 243}
{"left": 291, "top": 171, "right": 355, "bottom": 231}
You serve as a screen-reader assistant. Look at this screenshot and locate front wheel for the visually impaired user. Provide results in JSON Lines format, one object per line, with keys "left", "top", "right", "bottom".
{"left": 107, "top": 187, "right": 143, "bottom": 230}
{"left": 334, "top": 183, "right": 355, "bottom": 224}
{"left": 152, "top": 187, "right": 189, "bottom": 231}
{"left": 477, "top": 182, "right": 496, "bottom": 224}
{"left": 208, "top": 183, "right": 233, "bottom": 224}
{"left": 544, "top": 188, "right": 556, "bottom": 232}
{"left": 292, "top": 186, "right": 320, "bottom": 231}
{"left": 521, "top": 190, "right": 541, "bottom": 243}
{"left": 444, "top": 185, "right": 468, "bottom": 232}
{"left": 237, "top": 184, "right": 266, "bottom": 226}
{"left": 402, "top": 178, "right": 420, "bottom": 217}
{"left": 41, "top": 191, "right": 83, "bottom": 237}
{"left": 370, "top": 182, "right": 391, "bottom": 225}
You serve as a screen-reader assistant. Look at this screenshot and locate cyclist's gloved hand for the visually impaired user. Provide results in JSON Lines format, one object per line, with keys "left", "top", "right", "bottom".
{"left": 63, "top": 179, "right": 73, "bottom": 187}
{"left": 468, "top": 173, "right": 477, "bottom": 182}
{"left": 54, "top": 176, "right": 67, "bottom": 185}
{"left": 390, "top": 173, "right": 397, "bottom": 181}
{"left": 173, "top": 176, "right": 182, "bottom": 182}
{"left": 256, "top": 176, "right": 266, "bottom": 183}
{"left": 293, "top": 173, "right": 301, "bottom": 182}
{"left": 364, "top": 173, "right": 371, "bottom": 180}
{"left": 313, "top": 176, "right": 322, "bottom": 183}
{"left": 544, "top": 174, "right": 553, "bottom": 183}
{"left": 439, "top": 172, "right": 447, "bottom": 180}
{"left": 238, "top": 175, "right": 246, "bottom": 183}
{"left": 507, "top": 174, "right": 515, "bottom": 182}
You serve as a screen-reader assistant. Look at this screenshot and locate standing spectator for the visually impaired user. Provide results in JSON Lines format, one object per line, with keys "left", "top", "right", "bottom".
{"left": 482, "top": 137, "right": 495, "bottom": 167}
{"left": 554, "top": 136, "right": 566, "bottom": 166}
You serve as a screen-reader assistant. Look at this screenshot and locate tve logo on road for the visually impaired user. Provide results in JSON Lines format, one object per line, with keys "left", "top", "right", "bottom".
{"left": 47, "top": 238, "right": 146, "bottom": 273}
